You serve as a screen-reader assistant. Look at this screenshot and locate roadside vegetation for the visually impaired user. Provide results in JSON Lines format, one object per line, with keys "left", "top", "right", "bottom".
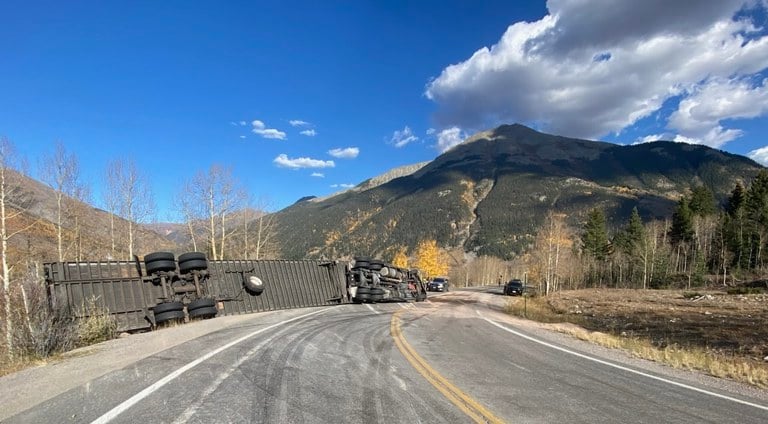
{"left": 0, "top": 276, "right": 117, "bottom": 376}
{"left": 505, "top": 290, "right": 768, "bottom": 389}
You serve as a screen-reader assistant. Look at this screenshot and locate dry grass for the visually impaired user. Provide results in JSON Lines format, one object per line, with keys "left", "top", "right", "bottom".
{"left": 1, "top": 287, "right": 117, "bottom": 377}
{"left": 506, "top": 293, "right": 768, "bottom": 389}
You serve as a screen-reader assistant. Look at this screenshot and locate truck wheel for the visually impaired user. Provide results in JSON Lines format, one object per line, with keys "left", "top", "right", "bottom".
{"left": 155, "top": 310, "right": 185, "bottom": 325}
{"left": 187, "top": 298, "right": 215, "bottom": 311}
{"left": 368, "top": 261, "right": 384, "bottom": 271}
{"left": 179, "top": 259, "right": 208, "bottom": 273}
{"left": 178, "top": 252, "right": 207, "bottom": 263}
{"left": 355, "top": 293, "right": 371, "bottom": 302}
{"left": 379, "top": 267, "right": 390, "bottom": 277}
{"left": 189, "top": 306, "right": 218, "bottom": 319}
{"left": 144, "top": 252, "right": 175, "bottom": 263}
{"left": 153, "top": 301, "right": 184, "bottom": 315}
{"left": 146, "top": 260, "right": 176, "bottom": 274}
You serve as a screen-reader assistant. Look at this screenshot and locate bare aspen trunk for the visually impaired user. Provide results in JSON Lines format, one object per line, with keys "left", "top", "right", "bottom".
{"left": 0, "top": 158, "right": 13, "bottom": 359}
{"left": 56, "top": 193, "right": 63, "bottom": 262}
{"left": 208, "top": 188, "right": 217, "bottom": 260}
{"left": 220, "top": 210, "right": 227, "bottom": 260}
{"left": 109, "top": 213, "right": 115, "bottom": 258}
{"left": 187, "top": 220, "right": 198, "bottom": 252}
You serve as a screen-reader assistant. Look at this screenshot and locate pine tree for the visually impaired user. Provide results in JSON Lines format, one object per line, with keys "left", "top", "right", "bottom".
{"left": 581, "top": 208, "right": 610, "bottom": 261}
{"left": 669, "top": 197, "right": 694, "bottom": 245}
{"left": 689, "top": 186, "right": 716, "bottom": 217}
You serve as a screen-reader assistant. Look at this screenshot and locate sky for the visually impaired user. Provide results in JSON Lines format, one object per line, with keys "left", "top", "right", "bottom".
{"left": 2, "top": 0, "right": 768, "bottom": 222}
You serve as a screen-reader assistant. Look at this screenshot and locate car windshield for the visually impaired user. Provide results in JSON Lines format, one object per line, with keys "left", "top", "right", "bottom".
{"left": 432, "top": 278, "right": 446, "bottom": 283}
{"left": 508, "top": 281, "right": 523, "bottom": 287}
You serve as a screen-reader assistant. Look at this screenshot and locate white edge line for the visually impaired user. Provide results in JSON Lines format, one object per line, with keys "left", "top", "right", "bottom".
{"left": 365, "top": 304, "right": 380, "bottom": 314}
{"left": 478, "top": 312, "right": 768, "bottom": 412}
{"left": 91, "top": 308, "right": 330, "bottom": 424}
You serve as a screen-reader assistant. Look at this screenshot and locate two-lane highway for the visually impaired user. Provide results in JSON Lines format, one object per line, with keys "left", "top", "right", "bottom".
{"left": 4, "top": 291, "right": 768, "bottom": 423}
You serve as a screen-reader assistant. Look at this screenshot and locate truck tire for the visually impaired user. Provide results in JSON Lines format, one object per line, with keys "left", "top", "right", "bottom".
{"left": 146, "top": 260, "right": 176, "bottom": 274}
{"left": 189, "top": 306, "right": 218, "bottom": 319}
{"left": 144, "top": 252, "right": 175, "bottom": 263}
{"left": 368, "top": 261, "right": 384, "bottom": 271}
{"left": 153, "top": 301, "right": 184, "bottom": 315}
{"left": 355, "top": 286, "right": 372, "bottom": 303}
{"left": 155, "top": 310, "right": 185, "bottom": 325}
{"left": 244, "top": 276, "right": 264, "bottom": 295}
{"left": 187, "top": 298, "right": 215, "bottom": 311}
{"left": 370, "top": 287, "right": 385, "bottom": 302}
{"left": 178, "top": 252, "right": 207, "bottom": 263}
{"left": 179, "top": 259, "right": 208, "bottom": 273}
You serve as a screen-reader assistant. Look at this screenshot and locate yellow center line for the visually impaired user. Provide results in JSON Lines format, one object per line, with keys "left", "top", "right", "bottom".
{"left": 390, "top": 309, "right": 506, "bottom": 424}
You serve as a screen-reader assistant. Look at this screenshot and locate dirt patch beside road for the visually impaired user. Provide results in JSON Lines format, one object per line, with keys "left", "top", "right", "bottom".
{"left": 543, "top": 289, "right": 768, "bottom": 361}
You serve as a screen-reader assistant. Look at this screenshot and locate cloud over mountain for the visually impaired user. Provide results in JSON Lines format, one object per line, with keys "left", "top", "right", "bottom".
{"left": 426, "top": 0, "right": 768, "bottom": 148}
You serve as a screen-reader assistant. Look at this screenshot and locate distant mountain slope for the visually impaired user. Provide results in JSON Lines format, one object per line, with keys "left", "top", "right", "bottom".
{"left": 6, "top": 169, "right": 177, "bottom": 263}
{"left": 272, "top": 124, "right": 762, "bottom": 260}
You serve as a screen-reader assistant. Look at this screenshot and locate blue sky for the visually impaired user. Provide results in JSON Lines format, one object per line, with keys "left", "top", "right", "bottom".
{"left": 2, "top": 1, "right": 768, "bottom": 221}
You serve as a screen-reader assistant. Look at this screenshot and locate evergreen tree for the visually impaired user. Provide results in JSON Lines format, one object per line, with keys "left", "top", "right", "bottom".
{"left": 581, "top": 208, "right": 610, "bottom": 260}
{"left": 726, "top": 183, "right": 745, "bottom": 217}
{"left": 669, "top": 197, "right": 694, "bottom": 245}
{"left": 689, "top": 186, "right": 716, "bottom": 217}
{"left": 725, "top": 183, "right": 747, "bottom": 269}
{"left": 746, "top": 169, "right": 768, "bottom": 228}
{"left": 626, "top": 207, "right": 645, "bottom": 252}
{"left": 744, "top": 170, "right": 768, "bottom": 269}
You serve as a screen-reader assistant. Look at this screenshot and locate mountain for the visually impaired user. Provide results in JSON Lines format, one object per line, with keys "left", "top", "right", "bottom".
{"left": 271, "top": 124, "right": 762, "bottom": 260}
{"left": 5, "top": 169, "right": 176, "bottom": 264}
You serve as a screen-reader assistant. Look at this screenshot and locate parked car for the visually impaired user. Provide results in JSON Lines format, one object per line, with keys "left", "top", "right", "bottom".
{"left": 427, "top": 277, "right": 450, "bottom": 292}
{"left": 503, "top": 279, "right": 524, "bottom": 296}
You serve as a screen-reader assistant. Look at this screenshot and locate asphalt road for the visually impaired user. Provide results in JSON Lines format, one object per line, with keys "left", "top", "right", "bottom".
{"left": 4, "top": 290, "right": 768, "bottom": 423}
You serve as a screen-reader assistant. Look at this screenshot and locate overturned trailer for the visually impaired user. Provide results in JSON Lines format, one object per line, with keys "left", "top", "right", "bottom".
{"left": 45, "top": 252, "right": 426, "bottom": 333}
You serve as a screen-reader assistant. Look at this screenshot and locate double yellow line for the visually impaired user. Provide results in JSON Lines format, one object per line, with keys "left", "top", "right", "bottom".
{"left": 390, "top": 309, "right": 505, "bottom": 424}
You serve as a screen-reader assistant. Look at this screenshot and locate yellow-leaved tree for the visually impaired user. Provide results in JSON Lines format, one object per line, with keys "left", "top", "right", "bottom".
{"left": 392, "top": 246, "right": 409, "bottom": 269}
{"left": 414, "top": 239, "right": 449, "bottom": 279}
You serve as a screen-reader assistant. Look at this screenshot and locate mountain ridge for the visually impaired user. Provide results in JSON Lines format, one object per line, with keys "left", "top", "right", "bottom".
{"left": 271, "top": 124, "right": 762, "bottom": 260}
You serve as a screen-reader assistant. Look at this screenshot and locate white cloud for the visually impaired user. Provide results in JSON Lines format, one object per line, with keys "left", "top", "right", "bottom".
{"left": 425, "top": 1, "right": 768, "bottom": 146}
{"left": 311, "top": 172, "right": 325, "bottom": 178}
{"left": 290, "top": 119, "right": 311, "bottom": 127}
{"left": 328, "top": 147, "right": 360, "bottom": 159}
{"left": 273, "top": 154, "right": 335, "bottom": 169}
{"left": 748, "top": 145, "right": 768, "bottom": 165}
{"left": 300, "top": 129, "right": 317, "bottom": 137}
{"left": 436, "top": 127, "right": 466, "bottom": 152}
{"left": 634, "top": 134, "right": 665, "bottom": 144}
{"left": 331, "top": 183, "right": 355, "bottom": 188}
{"left": 667, "top": 78, "right": 768, "bottom": 147}
{"left": 239, "top": 135, "right": 246, "bottom": 139}
{"left": 239, "top": 121, "right": 247, "bottom": 126}
{"left": 390, "top": 126, "right": 419, "bottom": 147}
{"left": 252, "top": 119, "right": 287, "bottom": 140}
{"left": 426, "top": 128, "right": 436, "bottom": 135}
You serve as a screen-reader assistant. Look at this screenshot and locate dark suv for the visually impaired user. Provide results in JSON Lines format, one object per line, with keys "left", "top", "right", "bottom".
{"left": 427, "top": 277, "right": 449, "bottom": 292}
{"left": 503, "top": 279, "right": 524, "bottom": 296}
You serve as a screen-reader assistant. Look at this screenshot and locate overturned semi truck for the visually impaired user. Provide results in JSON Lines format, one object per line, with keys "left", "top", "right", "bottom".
{"left": 45, "top": 252, "right": 426, "bottom": 333}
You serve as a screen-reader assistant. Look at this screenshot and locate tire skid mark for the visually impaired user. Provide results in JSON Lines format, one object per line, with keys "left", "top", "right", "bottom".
{"left": 90, "top": 308, "right": 331, "bottom": 424}
{"left": 252, "top": 312, "right": 368, "bottom": 422}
